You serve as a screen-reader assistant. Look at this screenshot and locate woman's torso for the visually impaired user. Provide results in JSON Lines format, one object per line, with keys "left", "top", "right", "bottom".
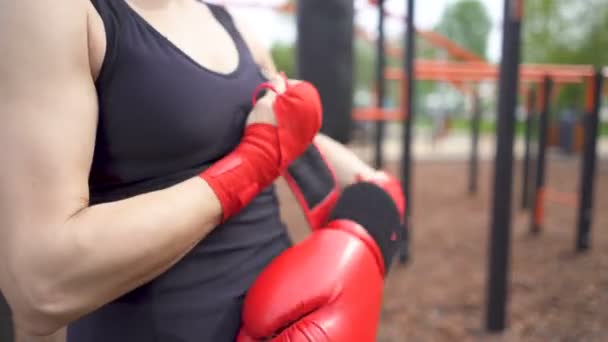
{"left": 68, "top": 1, "right": 289, "bottom": 341}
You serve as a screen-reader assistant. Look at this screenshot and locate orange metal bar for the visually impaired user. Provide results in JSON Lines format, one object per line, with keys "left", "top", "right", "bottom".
{"left": 417, "top": 30, "right": 485, "bottom": 62}
{"left": 533, "top": 188, "right": 545, "bottom": 227}
{"left": 386, "top": 68, "right": 583, "bottom": 83}
{"left": 353, "top": 107, "right": 403, "bottom": 121}
{"left": 354, "top": 21, "right": 477, "bottom": 95}
{"left": 422, "top": 61, "right": 594, "bottom": 77}
{"left": 381, "top": 8, "right": 485, "bottom": 63}
{"left": 384, "top": 61, "right": 594, "bottom": 84}
{"left": 523, "top": 63, "right": 594, "bottom": 72}
{"left": 356, "top": 26, "right": 484, "bottom": 65}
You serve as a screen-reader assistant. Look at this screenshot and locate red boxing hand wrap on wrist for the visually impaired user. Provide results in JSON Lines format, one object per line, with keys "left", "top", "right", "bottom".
{"left": 201, "top": 124, "right": 281, "bottom": 221}
{"left": 253, "top": 78, "right": 323, "bottom": 169}
{"left": 274, "top": 82, "right": 323, "bottom": 168}
{"left": 201, "top": 76, "right": 322, "bottom": 222}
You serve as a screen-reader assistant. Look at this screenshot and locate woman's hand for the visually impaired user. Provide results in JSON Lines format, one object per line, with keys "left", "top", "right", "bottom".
{"left": 201, "top": 74, "right": 322, "bottom": 221}
{"left": 246, "top": 75, "right": 305, "bottom": 127}
{"left": 246, "top": 74, "right": 286, "bottom": 126}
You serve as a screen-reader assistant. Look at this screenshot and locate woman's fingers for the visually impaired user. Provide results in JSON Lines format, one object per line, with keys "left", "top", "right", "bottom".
{"left": 287, "top": 79, "right": 303, "bottom": 87}
{"left": 270, "top": 73, "right": 288, "bottom": 94}
{"left": 246, "top": 74, "right": 307, "bottom": 127}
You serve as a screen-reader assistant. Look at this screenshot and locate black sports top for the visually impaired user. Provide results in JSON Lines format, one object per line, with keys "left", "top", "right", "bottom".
{"left": 68, "top": 1, "right": 290, "bottom": 341}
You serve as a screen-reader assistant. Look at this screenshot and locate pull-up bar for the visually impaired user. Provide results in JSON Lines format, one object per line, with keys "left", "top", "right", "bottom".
{"left": 384, "top": 61, "right": 595, "bottom": 83}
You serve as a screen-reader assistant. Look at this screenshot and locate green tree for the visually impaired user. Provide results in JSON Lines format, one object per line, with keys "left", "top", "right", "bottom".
{"left": 434, "top": 0, "right": 493, "bottom": 59}
{"left": 270, "top": 42, "right": 297, "bottom": 78}
{"left": 353, "top": 38, "right": 375, "bottom": 93}
{"left": 523, "top": 0, "right": 608, "bottom": 108}
{"left": 270, "top": 38, "right": 376, "bottom": 95}
{"left": 523, "top": 0, "right": 608, "bottom": 65}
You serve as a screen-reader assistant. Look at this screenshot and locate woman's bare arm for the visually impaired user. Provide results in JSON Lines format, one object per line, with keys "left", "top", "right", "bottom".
{"left": 313, "top": 134, "right": 377, "bottom": 186}
{"left": 0, "top": 1, "right": 223, "bottom": 335}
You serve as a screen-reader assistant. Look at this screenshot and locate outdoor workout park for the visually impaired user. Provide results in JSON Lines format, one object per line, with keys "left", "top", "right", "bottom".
{"left": 1, "top": 0, "right": 607, "bottom": 341}
{"left": 235, "top": 0, "right": 608, "bottom": 340}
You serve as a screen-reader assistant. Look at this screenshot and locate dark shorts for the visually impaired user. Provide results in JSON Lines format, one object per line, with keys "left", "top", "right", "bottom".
{"left": 67, "top": 232, "right": 291, "bottom": 342}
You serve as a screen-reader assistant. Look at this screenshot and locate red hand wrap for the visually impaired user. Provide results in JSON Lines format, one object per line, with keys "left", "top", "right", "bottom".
{"left": 253, "top": 78, "right": 323, "bottom": 169}
{"left": 201, "top": 78, "right": 322, "bottom": 222}
{"left": 201, "top": 124, "right": 280, "bottom": 221}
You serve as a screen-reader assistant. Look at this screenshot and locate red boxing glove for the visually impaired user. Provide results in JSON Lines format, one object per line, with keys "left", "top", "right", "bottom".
{"left": 238, "top": 182, "right": 401, "bottom": 342}
{"left": 201, "top": 78, "right": 322, "bottom": 221}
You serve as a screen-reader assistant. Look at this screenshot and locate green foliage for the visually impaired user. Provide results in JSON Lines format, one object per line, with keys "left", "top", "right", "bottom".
{"left": 270, "top": 38, "right": 376, "bottom": 95}
{"left": 353, "top": 39, "right": 376, "bottom": 93}
{"left": 434, "top": 0, "right": 493, "bottom": 59}
{"left": 414, "top": 1, "right": 494, "bottom": 120}
{"left": 523, "top": 0, "right": 608, "bottom": 65}
{"left": 270, "top": 42, "right": 297, "bottom": 78}
{"left": 523, "top": 0, "right": 608, "bottom": 109}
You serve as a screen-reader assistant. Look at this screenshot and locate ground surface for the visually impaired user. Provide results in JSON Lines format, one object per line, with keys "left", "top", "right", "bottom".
{"left": 279, "top": 153, "right": 608, "bottom": 342}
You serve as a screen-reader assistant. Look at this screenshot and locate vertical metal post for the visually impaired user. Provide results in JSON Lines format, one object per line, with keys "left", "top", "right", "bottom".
{"left": 399, "top": 0, "right": 416, "bottom": 264}
{"left": 469, "top": 89, "right": 482, "bottom": 195}
{"left": 374, "top": 0, "right": 387, "bottom": 169}
{"left": 485, "top": 0, "right": 523, "bottom": 332}
{"left": 521, "top": 87, "right": 536, "bottom": 210}
{"left": 576, "top": 71, "right": 604, "bottom": 251}
{"left": 530, "top": 77, "right": 553, "bottom": 234}
{"left": 297, "top": 0, "right": 354, "bottom": 143}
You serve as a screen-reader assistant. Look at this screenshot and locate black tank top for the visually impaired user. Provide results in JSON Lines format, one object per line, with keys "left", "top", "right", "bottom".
{"left": 69, "top": 1, "right": 290, "bottom": 341}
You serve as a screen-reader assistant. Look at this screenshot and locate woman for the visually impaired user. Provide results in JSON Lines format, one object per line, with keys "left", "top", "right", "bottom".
{"left": 0, "top": 0, "right": 378, "bottom": 340}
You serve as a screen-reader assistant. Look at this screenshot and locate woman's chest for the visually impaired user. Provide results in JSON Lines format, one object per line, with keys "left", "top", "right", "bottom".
{"left": 96, "top": 58, "right": 263, "bottom": 165}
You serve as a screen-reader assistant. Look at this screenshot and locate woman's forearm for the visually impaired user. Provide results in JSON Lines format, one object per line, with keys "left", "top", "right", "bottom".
{"left": 314, "top": 134, "right": 376, "bottom": 187}
{"left": 11, "top": 177, "right": 221, "bottom": 336}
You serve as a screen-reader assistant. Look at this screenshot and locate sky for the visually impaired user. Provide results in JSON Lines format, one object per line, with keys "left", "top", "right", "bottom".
{"left": 221, "top": 0, "right": 506, "bottom": 62}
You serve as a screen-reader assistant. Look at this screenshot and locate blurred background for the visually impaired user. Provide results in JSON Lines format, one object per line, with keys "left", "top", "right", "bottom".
{"left": 3, "top": 0, "right": 607, "bottom": 341}
{"left": 233, "top": 0, "right": 608, "bottom": 341}
{"left": 226, "top": 0, "right": 608, "bottom": 162}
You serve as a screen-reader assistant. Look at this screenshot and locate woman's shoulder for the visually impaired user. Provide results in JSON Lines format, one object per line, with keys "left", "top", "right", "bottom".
{"left": 87, "top": 1, "right": 108, "bottom": 80}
